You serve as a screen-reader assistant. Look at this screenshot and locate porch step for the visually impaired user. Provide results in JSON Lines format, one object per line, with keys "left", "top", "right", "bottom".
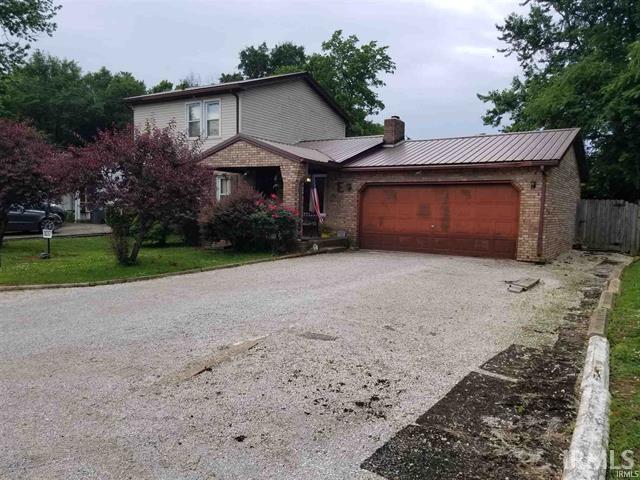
{"left": 319, "top": 246, "right": 348, "bottom": 254}
{"left": 297, "top": 237, "right": 350, "bottom": 252}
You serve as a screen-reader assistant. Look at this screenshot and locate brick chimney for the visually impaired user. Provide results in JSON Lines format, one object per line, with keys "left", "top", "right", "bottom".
{"left": 383, "top": 116, "right": 405, "bottom": 145}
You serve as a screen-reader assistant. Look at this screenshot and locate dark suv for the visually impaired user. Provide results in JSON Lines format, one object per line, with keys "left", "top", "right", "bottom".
{"left": 6, "top": 205, "right": 63, "bottom": 233}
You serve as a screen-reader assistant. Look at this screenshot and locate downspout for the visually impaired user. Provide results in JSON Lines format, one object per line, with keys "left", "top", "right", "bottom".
{"left": 536, "top": 165, "right": 547, "bottom": 260}
{"left": 232, "top": 92, "right": 240, "bottom": 134}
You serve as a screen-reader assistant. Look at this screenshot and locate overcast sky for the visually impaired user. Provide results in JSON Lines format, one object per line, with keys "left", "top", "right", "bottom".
{"left": 35, "top": 0, "right": 525, "bottom": 139}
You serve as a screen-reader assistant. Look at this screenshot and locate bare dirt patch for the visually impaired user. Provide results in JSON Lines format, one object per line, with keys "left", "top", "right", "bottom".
{"left": 362, "top": 275, "right": 609, "bottom": 479}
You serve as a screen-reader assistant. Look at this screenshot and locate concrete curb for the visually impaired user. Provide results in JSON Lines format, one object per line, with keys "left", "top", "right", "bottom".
{"left": 0, "top": 248, "right": 342, "bottom": 292}
{"left": 563, "top": 257, "right": 634, "bottom": 480}
{"left": 587, "top": 308, "right": 610, "bottom": 338}
{"left": 598, "top": 290, "right": 615, "bottom": 310}
{"left": 563, "top": 336, "right": 611, "bottom": 480}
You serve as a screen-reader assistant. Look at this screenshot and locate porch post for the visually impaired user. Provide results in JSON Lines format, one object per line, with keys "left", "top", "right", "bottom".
{"left": 280, "top": 163, "right": 306, "bottom": 211}
{"left": 279, "top": 163, "right": 307, "bottom": 238}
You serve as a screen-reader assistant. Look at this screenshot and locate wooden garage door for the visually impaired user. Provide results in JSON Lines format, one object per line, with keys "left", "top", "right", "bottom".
{"left": 359, "top": 183, "right": 519, "bottom": 258}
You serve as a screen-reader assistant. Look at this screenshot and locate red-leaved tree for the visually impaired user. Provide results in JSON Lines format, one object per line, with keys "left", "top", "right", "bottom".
{"left": 53, "top": 124, "right": 208, "bottom": 265}
{"left": 0, "top": 119, "right": 54, "bottom": 247}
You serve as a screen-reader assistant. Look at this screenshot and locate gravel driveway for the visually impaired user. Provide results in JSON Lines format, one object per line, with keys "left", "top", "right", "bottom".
{"left": 0, "top": 250, "right": 603, "bottom": 479}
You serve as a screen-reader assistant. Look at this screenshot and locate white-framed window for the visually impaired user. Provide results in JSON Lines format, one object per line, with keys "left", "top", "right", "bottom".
{"left": 186, "top": 102, "right": 201, "bottom": 138}
{"left": 205, "top": 100, "right": 221, "bottom": 137}
{"left": 216, "top": 175, "right": 231, "bottom": 201}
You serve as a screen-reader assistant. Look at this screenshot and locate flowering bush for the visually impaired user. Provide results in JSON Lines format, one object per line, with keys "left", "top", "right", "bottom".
{"left": 50, "top": 124, "right": 208, "bottom": 265}
{"left": 200, "top": 187, "right": 299, "bottom": 253}
{"left": 0, "top": 119, "right": 54, "bottom": 247}
{"left": 249, "top": 194, "right": 299, "bottom": 253}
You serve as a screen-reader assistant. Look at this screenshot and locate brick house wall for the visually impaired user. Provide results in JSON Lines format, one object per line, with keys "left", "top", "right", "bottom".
{"left": 542, "top": 146, "right": 581, "bottom": 259}
{"left": 200, "top": 139, "right": 580, "bottom": 262}
{"left": 324, "top": 167, "right": 547, "bottom": 262}
{"left": 201, "top": 140, "right": 307, "bottom": 212}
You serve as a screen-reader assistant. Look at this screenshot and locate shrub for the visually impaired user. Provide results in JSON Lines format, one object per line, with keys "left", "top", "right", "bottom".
{"left": 200, "top": 186, "right": 298, "bottom": 253}
{"left": 249, "top": 195, "right": 298, "bottom": 253}
{"left": 0, "top": 119, "right": 54, "bottom": 247}
{"left": 142, "top": 221, "right": 171, "bottom": 246}
{"left": 177, "top": 214, "right": 201, "bottom": 246}
{"left": 50, "top": 124, "right": 208, "bottom": 265}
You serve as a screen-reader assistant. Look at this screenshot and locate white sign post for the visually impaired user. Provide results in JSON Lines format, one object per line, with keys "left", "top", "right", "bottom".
{"left": 41, "top": 229, "right": 53, "bottom": 259}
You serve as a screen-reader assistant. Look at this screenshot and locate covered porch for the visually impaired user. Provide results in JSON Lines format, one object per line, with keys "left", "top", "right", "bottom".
{"left": 213, "top": 165, "right": 331, "bottom": 239}
{"left": 200, "top": 135, "right": 336, "bottom": 240}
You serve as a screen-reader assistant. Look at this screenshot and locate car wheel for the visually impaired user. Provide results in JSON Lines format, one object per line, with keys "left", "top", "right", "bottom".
{"left": 40, "top": 217, "right": 57, "bottom": 232}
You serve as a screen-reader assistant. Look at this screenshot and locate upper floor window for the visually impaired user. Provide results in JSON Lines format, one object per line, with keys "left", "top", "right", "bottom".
{"left": 205, "top": 100, "right": 220, "bottom": 137}
{"left": 186, "top": 102, "right": 201, "bottom": 138}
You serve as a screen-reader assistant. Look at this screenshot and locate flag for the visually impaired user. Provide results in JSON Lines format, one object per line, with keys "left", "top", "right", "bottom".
{"left": 311, "top": 176, "right": 324, "bottom": 224}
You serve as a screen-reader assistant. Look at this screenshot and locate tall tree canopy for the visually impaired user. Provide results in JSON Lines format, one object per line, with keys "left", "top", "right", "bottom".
{"left": 0, "top": 0, "right": 60, "bottom": 74}
{"left": 479, "top": 0, "right": 640, "bottom": 200}
{"left": 148, "top": 79, "right": 174, "bottom": 93}
{"left": 175, "top": 73, "right": 200, "bottom": 90}
{"left": 0, "top": 51, "right": 146, "bottom": 145}
{"left": 220, "top": 31, "right": 395, "bottom": 136}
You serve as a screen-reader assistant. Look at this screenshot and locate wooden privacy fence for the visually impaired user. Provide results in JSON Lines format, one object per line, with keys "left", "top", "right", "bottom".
{"left": 575, "top": 199, "right": 640, "bottom": 255}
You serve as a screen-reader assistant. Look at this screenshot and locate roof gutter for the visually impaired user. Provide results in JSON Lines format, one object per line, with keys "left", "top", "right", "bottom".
{"left": 342, "top": 159, "right": 560, "bottom": 172}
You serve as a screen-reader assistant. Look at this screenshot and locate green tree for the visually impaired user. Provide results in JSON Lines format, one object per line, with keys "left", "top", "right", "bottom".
{"left": 0, "top": 0, "right": 60, "bottom": 74}
{"left": 238, "top": 42, "right": 270, "bottom": 78}
{"left": 175, "top": 73, "right": 200, "bottom": 90}
{"left": 479, "top": 0, "right": 640, "bottom": 200}
{"left": 220, "top": 31, "right": 395, "bottom": 136}
{"left": 223, "top": 41, "right": 307, "bottom": 80}
{"left": 0, "top": 52, "right": 145, "bottom": 145}
{"left": 84, "top": 67, "right": 146, "bottom": 131}
{"left": 218, "top": 72, "right": 243, "bottom": 83}
{"left": 270, "top": 42, "right": 306, "bottom": 73}
{"left": 304, "top": 31, "right": 394, "bottom": 136}
{"left": 0, "top": 51, "right": 95, "bottom": 145}
{"left": 148, "top": 79, "right": 173, "bottom": 93}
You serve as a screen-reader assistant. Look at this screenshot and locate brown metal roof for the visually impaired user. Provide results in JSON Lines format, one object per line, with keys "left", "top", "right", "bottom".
{"left": 200, "top": 134, "right": 335, "bottom": 165}
{"left": 297, "top": 136, "right": 383, "bottom": 163}
{"left": 345, "top": 128, "right": 582, "bottom": 169}
{"left": 124, "top": 72, "right": 349, "bottom": 122}
{"left": 259, "top": 138, "right": 333, "bottom": 163}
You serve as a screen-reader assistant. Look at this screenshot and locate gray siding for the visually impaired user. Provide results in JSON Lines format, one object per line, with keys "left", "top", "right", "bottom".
{"left": 239, "top": 79, "right": 345, "bottom": 143}
{"left": 132, "top": 93, "right": 237, "bottom": 150}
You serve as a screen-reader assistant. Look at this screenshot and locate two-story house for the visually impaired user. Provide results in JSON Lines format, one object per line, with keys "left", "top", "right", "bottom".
{"left": 125, "top": 71, "right": 585, "bottom": 262}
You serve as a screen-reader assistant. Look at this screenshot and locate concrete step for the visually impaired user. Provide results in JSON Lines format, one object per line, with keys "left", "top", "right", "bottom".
{"left": 298, "top": 237, "right": 349, "bottom": 252}
{"left": 319, "top": 246, "right": 348, "bottom": 254}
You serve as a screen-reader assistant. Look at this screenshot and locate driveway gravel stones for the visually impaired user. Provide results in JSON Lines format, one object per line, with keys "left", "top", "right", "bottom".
{"left": 0, "top": 250, "right": 625, "bottom": 479}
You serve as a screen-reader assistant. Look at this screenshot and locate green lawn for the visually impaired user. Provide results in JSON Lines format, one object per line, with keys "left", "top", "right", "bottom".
{"left": 608, "top": 260, "right": 640, "bottom": 476}
{"left": 0, "top": 236, "right": 272, "bottom": 286}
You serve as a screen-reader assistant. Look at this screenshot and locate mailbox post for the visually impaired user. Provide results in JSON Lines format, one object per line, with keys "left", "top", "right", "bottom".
{"left": 41, "top": 229, "right": 52, "bottom": 259}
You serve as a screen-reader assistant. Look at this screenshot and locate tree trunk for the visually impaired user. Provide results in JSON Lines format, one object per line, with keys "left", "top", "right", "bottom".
{"left": 128, "top": 217, "right": 148, "bottom": 264}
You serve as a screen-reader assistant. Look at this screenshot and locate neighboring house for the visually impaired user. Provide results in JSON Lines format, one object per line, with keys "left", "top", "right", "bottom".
{"left": 125, "top": 72, "right": 585, "bottom": 262}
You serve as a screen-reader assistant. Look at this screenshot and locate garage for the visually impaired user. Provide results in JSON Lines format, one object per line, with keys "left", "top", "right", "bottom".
{"left": 359, "top": 183, "right": 520, "bottom": 259}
